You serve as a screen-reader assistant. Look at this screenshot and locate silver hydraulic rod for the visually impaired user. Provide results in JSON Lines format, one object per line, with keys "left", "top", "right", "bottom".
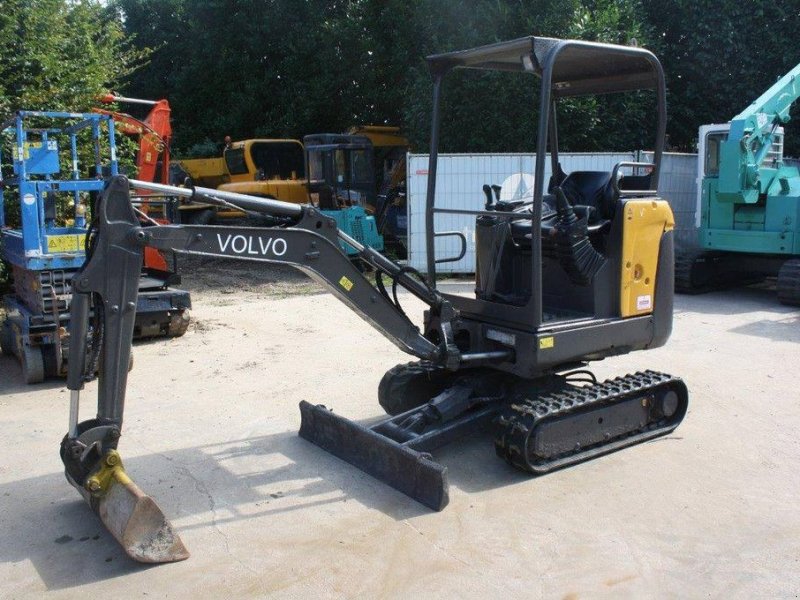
{"left": 103, "top": 94, "right": 157, "bottom": 106}
{"left": 131, "top": 180, "right": 395, "bottom": 273}
{"left": 129, "top": 179, "right": 440, "bottom": 306}
{"left": 337, "top": 228, "right": 367, "bottom": 254}
{"left": 129, "top": 179, "right": 303, "bottom": 218}
{"left": 68, "top": 390, "right": 80, "bottom": 438}
{"left": 339, "top": 228, "right": 441, "bottom": 306}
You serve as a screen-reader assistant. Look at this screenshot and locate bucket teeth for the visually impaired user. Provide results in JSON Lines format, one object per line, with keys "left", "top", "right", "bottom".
{"left": 298, "top": 401, "right": 449, "bottom": 510}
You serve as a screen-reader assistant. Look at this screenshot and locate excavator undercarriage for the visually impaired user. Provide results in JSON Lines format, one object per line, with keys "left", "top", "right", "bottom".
{"left": 58, "top": 36, "right": 689, "bottom": 563}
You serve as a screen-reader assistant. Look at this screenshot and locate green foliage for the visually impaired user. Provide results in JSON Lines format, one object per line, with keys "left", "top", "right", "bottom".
{"left": 113, "top": 0, "right": 800, "bottom": 156}
{"left": 0, "top": 0, "right": 147, "bottom": 112}
{"left": 0, "top": 1, "right": 145, "bottom": 196}
{"left": 0, "top": 0, "right": 146, "bottom": 182}
{"left": 117, "top": 0, "right": 654, "bottom": 154}
{"left": 184, "top": 138, "right": 222, "bottom": 158}
{"left": 0, "top": 0, "right": 145, "bottom": 287}
{"left": 0, "top": 260, "right": 9, "bottom": 295}
{"left": 640, "top": 0, "right": 800, "bottom": 153}
{"left": 1, "top": 0, "right": 797, "bottom": 289}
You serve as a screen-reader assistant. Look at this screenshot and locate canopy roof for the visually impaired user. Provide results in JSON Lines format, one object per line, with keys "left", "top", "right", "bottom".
{"left": 426, "top": 36, "right": 661, "bottom": 97}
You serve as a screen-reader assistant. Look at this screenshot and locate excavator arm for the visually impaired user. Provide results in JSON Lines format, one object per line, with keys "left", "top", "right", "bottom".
{"left": 60, "top": 175, "right": 467, "bottom": 562}
{"left": 95, "top": 94, "right": 173, "bottom": 186}
{"left": 718, "top": 63, "right": 800, "bottom": 203}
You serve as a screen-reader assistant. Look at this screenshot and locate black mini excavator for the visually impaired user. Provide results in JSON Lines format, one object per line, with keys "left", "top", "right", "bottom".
{"left": 59, "top": 37, "right": 688, "bottom": 563}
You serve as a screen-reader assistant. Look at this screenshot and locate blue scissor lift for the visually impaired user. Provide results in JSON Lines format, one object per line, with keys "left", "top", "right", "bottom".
{"left": 0, "top": 111, "right": 190, "bottom": 383}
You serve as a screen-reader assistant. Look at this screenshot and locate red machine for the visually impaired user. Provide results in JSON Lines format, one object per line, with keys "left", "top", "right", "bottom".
{"left": 96, "top": 93, "right": 172, "bottom": 185}
{"left": 95, "top": 94, "right": 176, "bottom": 272}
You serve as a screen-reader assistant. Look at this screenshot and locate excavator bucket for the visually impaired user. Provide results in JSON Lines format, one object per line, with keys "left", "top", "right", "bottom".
{"left": 81, "top": 451, "right": 189, "bottom": 563}
{"left": 298, "top": 401, "right": 450, "bottom": 510}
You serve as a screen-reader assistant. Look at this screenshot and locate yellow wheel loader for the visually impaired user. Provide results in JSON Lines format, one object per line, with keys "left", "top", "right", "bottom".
{"left": 172, "top": 139, "right": 308, "bottom": 223}
{"left": 59, "top": 37, "right": 687, "bottom": 563}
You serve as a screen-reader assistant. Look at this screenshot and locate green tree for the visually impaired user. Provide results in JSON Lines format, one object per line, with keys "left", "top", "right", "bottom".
{"left": 114, "top": 0, "right": 800, "bottom": 157}
{"left": 0, "top": 0, "right": 144, "bottom": 288}
{"left": 641, "top": 0, "right": 800, "bottom": 153}
{"left": 0, "top": 0, "right": 146, "bottom": 112}
{"left": 401, "top": 0, "right": 652, "bottom": 152}
{"left": 116, "top": 0, "right": 650, "bottom": 155}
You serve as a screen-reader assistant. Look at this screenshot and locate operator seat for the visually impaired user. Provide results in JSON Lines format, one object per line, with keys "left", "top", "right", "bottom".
{"left": 506, "top": 169, "right": 619, "bottom": 246}
{"left": 559, "top": 170, "right": 618, "bottom": 222}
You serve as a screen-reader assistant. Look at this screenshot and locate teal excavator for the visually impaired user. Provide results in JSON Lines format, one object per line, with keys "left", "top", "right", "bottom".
{"left": 677, "top": 63, "right": 800, "bottom": 304}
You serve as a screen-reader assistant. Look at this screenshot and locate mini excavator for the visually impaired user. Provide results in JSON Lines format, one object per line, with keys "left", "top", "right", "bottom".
{"left": 59, "top": 37, "right": 688, "bottom": 563}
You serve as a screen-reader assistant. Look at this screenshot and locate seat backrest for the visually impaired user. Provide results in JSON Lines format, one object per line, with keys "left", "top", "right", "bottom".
{"left": 617, "top": 173, "right": 653, "bottom": 192}
{"left": 560, "top": 171, "right": 618, "bottom": 220}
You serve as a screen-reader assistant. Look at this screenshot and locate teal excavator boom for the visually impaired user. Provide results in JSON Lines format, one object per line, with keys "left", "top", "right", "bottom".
{"left": 677, "top": 62, "right": 800, "bottom": 305}
{"left": 718, "top": 63, "right": 800, "bottom": 204}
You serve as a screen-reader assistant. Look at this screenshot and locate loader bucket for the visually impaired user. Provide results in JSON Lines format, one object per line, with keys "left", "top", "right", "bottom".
{"left": 84, "top": 451, "right": 189, "bottom": 563}
{"left": 298, "top": 401, "right": 449, "bottom": 510}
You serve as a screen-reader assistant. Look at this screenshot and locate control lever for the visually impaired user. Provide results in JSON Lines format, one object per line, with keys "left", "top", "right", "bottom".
{"left": 482, "top": 184, "right": 494, "bottom": 210}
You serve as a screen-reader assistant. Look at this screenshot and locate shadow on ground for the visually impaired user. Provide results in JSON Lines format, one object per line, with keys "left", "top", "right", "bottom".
{"left": 674, "top": 286, "right": 800, "bottom": 343}
{"left": 675, "top": 284, "right": 799, "bottom": 317}
{"left": 0, "top": 355, "right": 67, "bottom": 394}
{"left": 4, "top": 276, "right": 795, "bottom": 589}
{"left": 0, "top": 417, "right": 545, "bottom": 590}
{"left": 177, "top": 255, "right": 321, "bottom": 295}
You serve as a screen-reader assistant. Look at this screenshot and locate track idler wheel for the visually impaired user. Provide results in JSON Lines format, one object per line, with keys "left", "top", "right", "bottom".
{"left": 0, "top": 320, "right": 16, "bottom": 356}
{"left": 21, "top": 344, "right": 45, "bottom": 384}
{"left": 674, "top": 249, "right": 714, "bottom": 293}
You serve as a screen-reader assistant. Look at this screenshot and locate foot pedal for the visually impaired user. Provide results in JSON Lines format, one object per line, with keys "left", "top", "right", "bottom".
{"left": 298, "top": 401, "right": 449, "bottom": 510}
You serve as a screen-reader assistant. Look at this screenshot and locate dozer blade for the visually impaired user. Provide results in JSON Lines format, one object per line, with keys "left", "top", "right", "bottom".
{"left": 298, "top": 401, "right": 449, "bottom": 510}
{"left": 83, "top": 451, "right": 189, "bottom": 563}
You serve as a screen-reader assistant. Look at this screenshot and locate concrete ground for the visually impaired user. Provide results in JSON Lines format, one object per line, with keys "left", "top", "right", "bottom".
{"left": 1, "top": 269, "right": 799, "bottom": 599}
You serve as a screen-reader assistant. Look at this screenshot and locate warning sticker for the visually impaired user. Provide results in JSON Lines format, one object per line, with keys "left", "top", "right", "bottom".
{"left": 47, "top": 234, "right": 85, "bottom": 253}
{"left": 539, "top": 336, "right": 554, "bottom": 350}
{"left": 338, "top": 276, "right": 354, "bottom": 292}
{"left": 636, "top": 294, "right": 652, "bottom": 311}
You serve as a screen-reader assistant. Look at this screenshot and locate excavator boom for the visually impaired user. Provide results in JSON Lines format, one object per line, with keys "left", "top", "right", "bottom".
{"left": 718, "top": 63, "right": 800, "bottom": 203}
{"left": 60, "top": 176, "right": 483, "bottom": 561}
{"left": 96, "top": 94, "right": 173, "bottom": 186}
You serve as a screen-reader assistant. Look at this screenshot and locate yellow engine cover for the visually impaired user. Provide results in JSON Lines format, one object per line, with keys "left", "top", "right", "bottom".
{"left": 620, "top": 199, "right": 675, "bottom": 317}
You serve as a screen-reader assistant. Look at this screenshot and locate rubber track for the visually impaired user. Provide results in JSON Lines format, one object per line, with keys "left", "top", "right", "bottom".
{"left": 674, "top": 250, "right": 704, "bottom": 294}
{"left": 777, "top": 259, "right": 800, "bottom": 306}
{"left": 494, "top": 370, "right": 686, "bottom": 473}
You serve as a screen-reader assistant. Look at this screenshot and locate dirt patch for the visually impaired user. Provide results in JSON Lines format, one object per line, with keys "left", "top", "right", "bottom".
{"left": 175, "top": 255, "right": 324, "bottom": 300}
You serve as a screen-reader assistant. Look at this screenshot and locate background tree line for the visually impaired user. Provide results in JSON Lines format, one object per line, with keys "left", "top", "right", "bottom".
{"left": 114, "top": 0, "right": 800, "bottom": 156}
{"left": 1, "top": 0, "right": 799, "bottom": 156}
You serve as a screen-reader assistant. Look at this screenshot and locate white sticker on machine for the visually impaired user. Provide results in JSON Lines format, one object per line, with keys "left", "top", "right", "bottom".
{"left": 636, "top": 294, "right": 652, "bottom": 310}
